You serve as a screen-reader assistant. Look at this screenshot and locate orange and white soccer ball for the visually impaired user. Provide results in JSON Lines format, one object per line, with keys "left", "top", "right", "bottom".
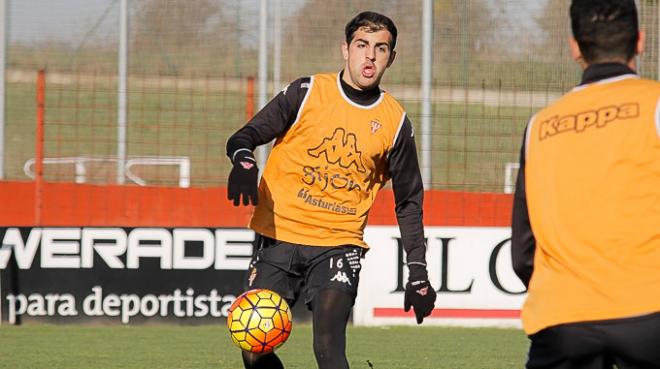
{"left": 227, "top": 289, "right": 293, "bottom": 353}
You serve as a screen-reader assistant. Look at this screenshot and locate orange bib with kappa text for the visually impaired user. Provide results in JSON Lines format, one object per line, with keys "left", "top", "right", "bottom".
{"left": 522, "top": 76, "right": 660, "bottom": 334}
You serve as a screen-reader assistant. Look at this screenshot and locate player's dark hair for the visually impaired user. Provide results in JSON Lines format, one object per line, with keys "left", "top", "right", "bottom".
{"left": 570, "top": 0, "right": 639, "bottom": 64}
{"left": 345, "top": 11, "right": 398, "bottom": 50}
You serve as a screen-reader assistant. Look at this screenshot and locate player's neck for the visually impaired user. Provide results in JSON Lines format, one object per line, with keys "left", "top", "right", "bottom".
{"left": 580, "top": 63, "right": 636, "bottom": 85}
{"left": 339, "top": 70, "right": 381, "bottom": 106}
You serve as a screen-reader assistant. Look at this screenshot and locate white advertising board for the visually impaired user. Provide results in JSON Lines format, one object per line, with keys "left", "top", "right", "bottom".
{"left": 355, "top": 226, "right": 526, "bottom": 328}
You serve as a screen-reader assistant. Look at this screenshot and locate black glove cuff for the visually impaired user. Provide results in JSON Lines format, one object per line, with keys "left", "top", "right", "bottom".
{"left": 232, "top": 149, "right": 256, "bottom": 164}
{"left": 408, "top": 263, "right": 429, "bottom": 281}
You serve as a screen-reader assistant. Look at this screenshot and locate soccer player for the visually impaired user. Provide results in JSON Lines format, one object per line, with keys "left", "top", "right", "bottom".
{"left": 511, "top": 0, "right": 660, "bottom": 368}
{"left": 225, "top": 11, "right": 436, "bottom": 369}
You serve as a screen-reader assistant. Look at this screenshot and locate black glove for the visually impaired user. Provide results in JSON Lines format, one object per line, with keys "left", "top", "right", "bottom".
{"left": 404, "top": 265, "right": 436, "bottom": 324}
{"left": 227, "top": 151, "right": 259, "bottom": 206}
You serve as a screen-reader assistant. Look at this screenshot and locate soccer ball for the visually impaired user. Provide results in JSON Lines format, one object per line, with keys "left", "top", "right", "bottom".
{"left": 227, "top": 289, "right": 293, "bottom": 353}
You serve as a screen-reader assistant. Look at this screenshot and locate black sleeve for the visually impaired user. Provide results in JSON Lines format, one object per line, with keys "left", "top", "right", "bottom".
{"left": 511, "top": 124, "right": 536, "bottom": 288}
{"left": 388, "top": 116, "right": 428, "bottom": 280}
{"left": 226, "top": 77, "right": 310, "bottom": 161}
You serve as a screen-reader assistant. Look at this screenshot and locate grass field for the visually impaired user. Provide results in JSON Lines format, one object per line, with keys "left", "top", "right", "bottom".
{"left": 0, "top": 324, "right": 528, "bottom": 369}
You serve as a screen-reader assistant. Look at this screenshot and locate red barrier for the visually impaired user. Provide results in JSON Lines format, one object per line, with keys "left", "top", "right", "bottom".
{"left": 0, "top": 181, "right": 512, "bottom": 227}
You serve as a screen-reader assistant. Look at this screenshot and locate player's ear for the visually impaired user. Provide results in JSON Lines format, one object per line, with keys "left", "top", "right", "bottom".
{"left": 636, "top": 30, "right": 645, "bottom": 57}
{"left": 342, "top": 41, "right": 349, "bottom": 61}
{"left": 386, "top": 50, "right": 396, "bottom": 68}
{"left": 568, "top": 37, "right": 587, "bottom": 70}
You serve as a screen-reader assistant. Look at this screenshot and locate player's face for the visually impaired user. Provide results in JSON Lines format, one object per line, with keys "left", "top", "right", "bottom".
{"left": 342, "top": 27, "right": 396, "bottom": 91}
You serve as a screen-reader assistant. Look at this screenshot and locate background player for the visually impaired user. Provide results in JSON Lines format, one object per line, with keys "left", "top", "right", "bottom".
{"left": 512, "top": 0, "right": 660, "bottom": 368}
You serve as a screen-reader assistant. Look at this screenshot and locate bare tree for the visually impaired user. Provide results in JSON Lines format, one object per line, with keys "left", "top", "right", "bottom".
{"left": 281, "top": 0, "right": 494, "bottom": 82}
{"left": 535, "top": 0, "right": 571, "bottom": 62}
{"left": 131, "top": 0, "right": 225, "bottom": 74}
{"left": 133, "top": 0, "right": 221, "bottom": 48}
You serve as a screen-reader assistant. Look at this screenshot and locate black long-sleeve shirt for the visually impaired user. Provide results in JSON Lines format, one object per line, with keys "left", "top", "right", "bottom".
{"left": 226, "top": 72, "right": 428, "bottom": 277}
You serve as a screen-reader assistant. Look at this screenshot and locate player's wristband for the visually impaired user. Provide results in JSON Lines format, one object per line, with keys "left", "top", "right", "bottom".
{"left": 232, "top": 148, "right": 255, "bottom": 164}
{"left": 407, "top": 263, "right": 428, "bottom": 281}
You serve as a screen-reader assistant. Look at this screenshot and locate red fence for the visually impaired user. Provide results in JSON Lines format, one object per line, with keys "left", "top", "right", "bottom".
{"left": 0, "top": 181, "right": 512, "bottom": 227}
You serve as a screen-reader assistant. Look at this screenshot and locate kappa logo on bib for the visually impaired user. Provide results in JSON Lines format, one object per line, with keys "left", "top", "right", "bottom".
{"left": 308, "top": 128, "right": 366, "bottom": 173}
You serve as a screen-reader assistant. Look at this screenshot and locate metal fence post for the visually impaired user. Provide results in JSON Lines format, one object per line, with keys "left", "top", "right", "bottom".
{"left": 0, "top": 0, "right": 6, "bottom": 180}
{"left": 117, "top": 0, "right": 128, "bottom": 184}
{"left": 256, "top": 0, "right": 268, "bottom": 172}
{"left": 421, "top": 0, "right": 434, "bottom": 189}
{"left": 273, "top": 0, "right": 282, "bottom": 96}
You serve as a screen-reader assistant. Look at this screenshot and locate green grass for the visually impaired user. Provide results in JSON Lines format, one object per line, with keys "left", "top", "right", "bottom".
{"left": 0, "top": 324, "right": 528, "bottom": 369}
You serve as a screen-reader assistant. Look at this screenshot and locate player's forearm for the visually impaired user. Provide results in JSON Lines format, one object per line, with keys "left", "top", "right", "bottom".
{"left": 393, "top": 191, "right": 428, "bottom": 282}
{"left": 394, "top": 188, "right": 425, "bottom": 266}
{"left": 397, "top": 208, "right": 428, "bottom": 280}
{"left": 226, "top": 126, "right": 259, "bottom": 160}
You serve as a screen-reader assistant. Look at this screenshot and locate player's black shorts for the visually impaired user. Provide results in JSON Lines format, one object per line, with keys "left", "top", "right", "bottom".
{"left": 245, "top": 234, "right": 364, "bottom": 308}
{"left": 527, "top": 312, "right": 660, "bottom": 369}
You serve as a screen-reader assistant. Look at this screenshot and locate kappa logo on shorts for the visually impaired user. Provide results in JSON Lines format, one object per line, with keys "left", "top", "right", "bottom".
{"left": 330, "top": 271, "right": 352, "bottom": 285}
